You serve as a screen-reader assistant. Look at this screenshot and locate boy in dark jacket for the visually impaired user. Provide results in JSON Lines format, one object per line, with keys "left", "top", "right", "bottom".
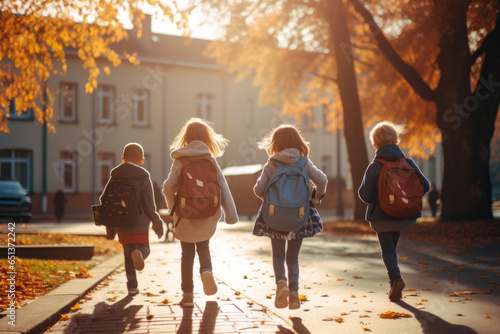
{"left": 358, "top": 122, "right": 429, "bottom": 301}
{"left": 102, "top": 143, "right": 164, "bottom": 295}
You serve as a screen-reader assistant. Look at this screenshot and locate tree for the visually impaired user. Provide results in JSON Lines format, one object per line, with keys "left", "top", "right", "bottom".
{"left": 350, "top": 0, "right": 500, "bottom": 221}
{"left": 0, "top": 0, "right": 187, "bottom": 133}
{"left": 192, "top": 0, "right": 370, "bottom": 220}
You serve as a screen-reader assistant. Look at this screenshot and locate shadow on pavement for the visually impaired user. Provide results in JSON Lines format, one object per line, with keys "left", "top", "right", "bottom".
{"left": 395, "top": 300, "right": 478, "bottom": 334}
{"left": 63, "top": 295, "right": 142, "bottom": 333}
{"left": 290, "top": 317, "right": 312, "bottom": 334}
{"left": 178, "top": 306, "right": 193, "bottom": 333}
{"left": 199, "top": 301, "right": 219, "bottom": 333}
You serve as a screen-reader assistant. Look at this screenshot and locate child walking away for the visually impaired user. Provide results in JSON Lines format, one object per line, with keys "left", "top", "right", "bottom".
{"left": 358, "top": 121, "right": 429, "bottom": 301}
{"left": 100, "top": 143, "right": 164, "bottom": 295}
{"left": 163, "top": 118, "right": 238, "bottom": 308}
{"left": 253, "top": 124, "right": 327, "bottom": 310}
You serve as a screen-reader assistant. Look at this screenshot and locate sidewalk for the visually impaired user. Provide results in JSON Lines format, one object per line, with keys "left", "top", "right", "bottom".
{"left": 4, "top": 221, "right": 500, "bottom": 333}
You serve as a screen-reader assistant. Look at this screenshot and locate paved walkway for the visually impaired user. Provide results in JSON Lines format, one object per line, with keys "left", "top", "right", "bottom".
{"left": 38, "top": 222, "right": 500, "bottom": 333}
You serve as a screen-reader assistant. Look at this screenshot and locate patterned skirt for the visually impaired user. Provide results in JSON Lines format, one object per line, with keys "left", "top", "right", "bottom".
{"left": 253, "top": 203, "right": 323, "bottom": 240}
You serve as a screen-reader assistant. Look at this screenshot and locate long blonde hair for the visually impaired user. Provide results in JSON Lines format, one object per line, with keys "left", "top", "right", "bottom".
{"left": 170, "top": 118, "right": 228, "bottom": 157}
{"left": 258, "top": 124, "right": 310, "bottom": 157}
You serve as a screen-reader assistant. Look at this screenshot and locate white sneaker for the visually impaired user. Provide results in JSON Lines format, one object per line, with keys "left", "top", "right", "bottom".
{"left": 275, "top": 280, "right": 290, "bottom": 309}
{"left": 131, "top": 249, "right": 145, "bottom": 271}
{"left": 201, "top": 270, "right": 218, "bottom": 295}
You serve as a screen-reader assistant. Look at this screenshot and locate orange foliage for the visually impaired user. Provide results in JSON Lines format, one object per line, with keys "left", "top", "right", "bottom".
{"left": 0, "top": 0, "right": 187, "bottom": 133}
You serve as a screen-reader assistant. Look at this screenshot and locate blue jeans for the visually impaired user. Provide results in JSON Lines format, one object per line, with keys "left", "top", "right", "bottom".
{"left": 271, "top": 238, "right": 303, "bottom": 292}
{"left": 377, "top": 232, "right": 402, "bottom": 283}
{"left": 123, "top": 243, "right": 150, "bottom": 289}
{"left": 181, "top": 239, "right": 212, "bottom": 293}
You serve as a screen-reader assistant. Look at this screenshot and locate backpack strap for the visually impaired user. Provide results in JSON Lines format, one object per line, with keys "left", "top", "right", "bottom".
{"left": 271, "top": 158, "right": 287, "bottom": 169}
{"left": 296, "top": 156, "right": 308, "bottom": 167}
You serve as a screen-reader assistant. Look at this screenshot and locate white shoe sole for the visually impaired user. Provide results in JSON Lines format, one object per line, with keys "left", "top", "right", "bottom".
{"left": 131, "top": 250, "right": 145, "bottom": 271}
{"left": 201, "top": 271, "right": 218, "bottom": 295}
{"left": 275, "top": 286, "right": 290, "bottom": 309}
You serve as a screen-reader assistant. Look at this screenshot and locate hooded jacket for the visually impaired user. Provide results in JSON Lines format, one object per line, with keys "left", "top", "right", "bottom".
{"left": 163, "top": 141, "right": 239, "bottom": 243}
{"left": 101, "top": 162, "right": 164, "bottom": 236}
{"left": 253, "top": 148, "right": 328, "bottom": 200}
{"left": 358, "top": 144, "right": 430, "bottom": 232}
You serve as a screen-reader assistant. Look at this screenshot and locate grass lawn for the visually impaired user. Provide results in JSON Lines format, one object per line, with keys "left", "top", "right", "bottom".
{"left": 0, "top": 233, "right": 122, "bottom": 312}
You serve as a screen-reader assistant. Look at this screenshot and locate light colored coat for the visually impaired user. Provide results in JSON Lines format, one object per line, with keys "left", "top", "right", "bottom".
{"left": 254, "top": 148, "right": 328, "bottom": 201}
{"left": 163, "top": 141, "right": 238, "bottom": 243}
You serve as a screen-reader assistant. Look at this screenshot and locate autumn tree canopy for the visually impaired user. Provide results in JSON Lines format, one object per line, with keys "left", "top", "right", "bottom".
{"left": 0, "top": 0, "right": 187, "bottom": 133}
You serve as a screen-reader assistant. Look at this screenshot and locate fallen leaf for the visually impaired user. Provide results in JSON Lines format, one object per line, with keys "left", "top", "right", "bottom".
{"left": 299, "top": 295, "right": 308, "bottom": 301}
{"left": 321, "top": 294, "right": 329, "bottom": 297}
{"left": 343, "top": 299, "right": 348, "bottom": 302}
{"left": 161, "top": 298, "right": 170, "bottom": 304}
{"left": 235, "top": 291, "right": 241, "bottom": 296}
{"left": 337, "top": 278, "right": 344, "bottom": 281}
{"left": 335, "top": 317, "right": 344, "bottom": 323}
{"left": 60, "top": 314, "right": 69, "bottom": 321}
{"left": 323, "top": 318, "right": 334, "bottom": 321}
{"left": 362, "top": 327, "right": 372, "bottom": 332}
{"left": 146, "top": 314, "right": 154, "bottom": 320}
{"left": 379, "top": 311, "right": 412, "bottom": 319}
{"left": 70, "top": 303, "right": 80, "bottom": 311}
{"left": 247, "top": 301, "right": 254, "bottom": 306}
{"left": 353, "top": 275, "right": 363, "bottom": 279}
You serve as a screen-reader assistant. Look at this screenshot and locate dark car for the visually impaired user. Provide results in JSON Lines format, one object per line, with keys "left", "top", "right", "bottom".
{"left": 0, "top": 180, "right": 31, "bottom": 222}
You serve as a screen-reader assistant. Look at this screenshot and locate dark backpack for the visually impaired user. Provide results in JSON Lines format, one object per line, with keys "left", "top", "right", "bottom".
{"left": 99, "top": 179, "right": 142, "bottom": 227}
{"left": 262, "top": 157, "right": 310, "bottom": 232}
{"left": 375, "top": 157, "right": 424, "bottom": 218}
{"left": 173, "top": 154, "right": 221, "bottom": 220}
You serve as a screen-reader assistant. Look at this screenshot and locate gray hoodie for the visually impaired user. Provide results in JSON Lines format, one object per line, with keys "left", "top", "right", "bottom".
{"left": 163, "top": 140, "right": 239, "bottom": 243}
{"left": 101, "top": 162, "right": 164, "bottom": 236}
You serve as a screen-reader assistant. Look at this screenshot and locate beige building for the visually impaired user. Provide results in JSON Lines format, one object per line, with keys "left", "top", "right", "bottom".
{"left": 0, "top": 16, "right": 443, "bottom": 215}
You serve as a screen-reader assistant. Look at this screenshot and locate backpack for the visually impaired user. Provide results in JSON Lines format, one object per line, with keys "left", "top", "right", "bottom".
{"left": 173, "top": 154, "right": 221, "bottom": 220}
{"left": 374, "top": 157, "right": 424, "bottom": 218}
{"left": 99, "top": 179, "right": 142, "bottom": 227}
{"left": 262, "top": 157, "right": 310, "bottom": 232}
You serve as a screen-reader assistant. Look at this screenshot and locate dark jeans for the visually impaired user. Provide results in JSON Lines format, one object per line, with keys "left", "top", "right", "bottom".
{"left": 271, "top": 238, "right": 303, "bottom": 292}
{"left": 123, "top": 243, "right": 150, "bottom": 289}
{"left": 181, "top": 240, "right": 212, "bottom": 293}
{"left": 377, "top": 232, "right": 402, "bottom": 283}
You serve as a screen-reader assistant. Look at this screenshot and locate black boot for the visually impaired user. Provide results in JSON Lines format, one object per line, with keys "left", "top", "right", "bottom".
{"left": 389, "top": 276, "right": 405, "bottom": 301}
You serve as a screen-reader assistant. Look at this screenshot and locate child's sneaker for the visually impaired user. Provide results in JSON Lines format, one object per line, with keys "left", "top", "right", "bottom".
{"left": 131, "top": 249, "right": 145, "bottom": 271}
{"left": 275, "top": 280, "right": 290, "bottom": 309}
{"left": 389, "top": 277, "right": 405, "bottom": 301}
{"left": 128, "top": 288, "right": 139, "bottom": 295}
{"left": 179, "top": 293, "right": 194, "bottom": 308}
{"left": 201, "top": 270, "right": 218, "bottom": 295}
{"left": 289, "top": 292, "right": 300, "bottom": 310}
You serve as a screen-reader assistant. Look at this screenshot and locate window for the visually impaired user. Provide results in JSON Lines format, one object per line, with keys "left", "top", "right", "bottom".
{"left": 245, "top": 98, "right": 254, "bottom": 128}
{"left": 322, "top": 155, "right": 332, "bottom": 178}
{"left": 322, "top": 104, "right": 330, "bottom": 132}
{"left": 97, "top": 153, "right": 114, "bottom": 191}
{"left": 96, "top": 86, "right": 114, "bottom": 124}
{"left": 197, "top": 93, "right": 214, "bottom": 121}
{"left": 132, "top": 88, "right": 149, "bottom": 126}
{"left": 301, "top": 107, "right": 314, "bottom": 131}
{"left": 59, "top": 83, "right": 77, "bottom": 122}
{"left": 0, "top": 150, "right": 32, "bottom": 191}
{"left": 6, "top": 99, "right": 34, "bottom": 121}
{"left": 60, "top": 151, "right": 77, "bottom": 193}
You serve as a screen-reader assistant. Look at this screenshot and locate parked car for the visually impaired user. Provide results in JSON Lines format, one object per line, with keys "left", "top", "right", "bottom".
{"left": 0, "top": 180, "right": 31, "bottom": 222}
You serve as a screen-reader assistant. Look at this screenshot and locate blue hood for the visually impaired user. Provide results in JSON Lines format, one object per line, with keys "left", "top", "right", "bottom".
{"left": 374, "top": 144, "right": 405, "bottom": 161}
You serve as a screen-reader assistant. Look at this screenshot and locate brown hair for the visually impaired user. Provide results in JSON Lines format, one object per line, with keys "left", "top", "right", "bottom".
{"left": 123, "top": 142, "right": 144, "bottom": 162}
{"left": 170, "top": 118, "right": 228, "bottom": 157}
{"left": 370, "top": 121, "right": 405, "bottom": 148}
{"left": 258, "top": 124, "right": 310, "bottom": 157}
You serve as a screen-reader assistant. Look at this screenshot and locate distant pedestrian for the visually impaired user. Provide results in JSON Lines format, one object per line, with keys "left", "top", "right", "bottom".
{"left": 358, "top": 121, "right": 429, "bottom": 301}
{"left": 253, "top": 124, "right": 327, "bottom": 310}
{"left": 53, "top": 187, "right": 67, "bottom": 223}
{"left": 428, "top": 183, "right": 440, "bottom": 218}
{"left": 163, "top": 118, "right": 238, "bottom": 308}
{"left": 100, "top": 142, "right": 164, "bottom": 295}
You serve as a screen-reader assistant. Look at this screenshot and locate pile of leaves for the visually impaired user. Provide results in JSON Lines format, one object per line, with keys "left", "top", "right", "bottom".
{"left": 0, "top": 258, "right": 95, "bottom": 312}
{"left": 323, "top": 218, "right": 500, "bottom": 248}
{"left": 0, "top": 232, "right": 122, "bottom": 255}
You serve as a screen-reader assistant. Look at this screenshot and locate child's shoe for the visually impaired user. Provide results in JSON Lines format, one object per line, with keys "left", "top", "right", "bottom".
{"left": 275, "top": 280, "right": 290, "bottom": 309}
{"left": 128, "top": 288, "right": 139, "bottom": 295}
{"left": 389, "top": 277, "right": 405, "bottom": 301}
{"left": 131, "top": 249, "right": 145, "bottom": 271}
{"left": 289, "top": 292, "right": 300, "bottom": 310}
{"left": 201, "top": 270, "right": 218, "bottom": 295}
{"left": 180, "top": 293, "right": 194, "bottom": 308}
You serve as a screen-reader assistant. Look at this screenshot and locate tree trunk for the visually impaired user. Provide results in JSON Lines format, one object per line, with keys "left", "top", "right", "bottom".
{"left": 328, "top": 0, "right": 369, "bottom": 221}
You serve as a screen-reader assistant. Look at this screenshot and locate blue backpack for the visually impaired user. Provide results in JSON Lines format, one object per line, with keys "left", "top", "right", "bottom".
{"left": 262, "top": 156, "right": 310, "bottom": 232}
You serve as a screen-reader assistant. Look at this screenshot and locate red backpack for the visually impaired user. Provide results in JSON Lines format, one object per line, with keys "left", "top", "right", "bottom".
{"left": 374, "top": 157, "right": 424, "bottom": 218}
{"left": 173, "top": 154, "right": 221, "bottom": 220}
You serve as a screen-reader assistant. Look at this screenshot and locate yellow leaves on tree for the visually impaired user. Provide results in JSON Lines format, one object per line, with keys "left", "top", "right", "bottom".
{"left": 0, "top": 0, "right": 187, "bottom": 133}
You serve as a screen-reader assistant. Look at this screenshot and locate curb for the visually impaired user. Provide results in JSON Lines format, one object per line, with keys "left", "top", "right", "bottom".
{"left": 0, "top": 253, "right": 123, "bottom": 334}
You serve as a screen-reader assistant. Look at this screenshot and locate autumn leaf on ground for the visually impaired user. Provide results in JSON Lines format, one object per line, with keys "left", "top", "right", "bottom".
{"left": 235, "top": 291, "right": 241, "bottom": 296}
{"left": 379, "top": 311, "right": 412, "bottom": 319}
{"left": 407, "top": 288, "right": 416, "bottom": 291}
{"left": 265, "top": 295, "right": 272, "bottom": 299}
{"left": 337, "top": 278, "right": 344, "bottom": 281}
{"left": 343, "top": 299, "right": 348, "bottom": 302}
{"left": 247, "top": 301, "right": 254, "bottom": 306}
{"left": 161, "top": 298, "right": 170, "bottom": 304}
{"left": 146, "top": 314, "right": 154, "bottom": 320}
{"left": 335, "top": 317, "right": 344, "bottom": 323}
{"left": 323, "top": 318, "right": 334, "bottom": 321}
{"left": 321, "top": 294, "right": 329, "bottom": 297}
{"left": 243, "top": 275, "right": 248, "bottom": 279}
{"left": 299, "top": 295, "right": 308, "bottom": 301}
{"left": 70, "top": 303, "right": 80, "bottom": 311}
{"left": 485, "top": 314, "right": 490, "bottom": 318}
{"left": 353, "top": 275, "right": 363, "bottom": 279}
{"left": 457, "top": 314, "right": 464, "bottom": 317}
{"left": 363, "top": 327, "right": 372, "bottom": 332}
{"left": 60, "top": 314, "right": 69, "bottom": 321}
{"left": 341, "top": 312, "right": 349, "bottom": 315}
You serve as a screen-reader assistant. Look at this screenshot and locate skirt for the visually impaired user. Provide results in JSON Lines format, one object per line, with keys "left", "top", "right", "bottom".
{"left": 253, "top": 203, "right": 323, "bottom": 240}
